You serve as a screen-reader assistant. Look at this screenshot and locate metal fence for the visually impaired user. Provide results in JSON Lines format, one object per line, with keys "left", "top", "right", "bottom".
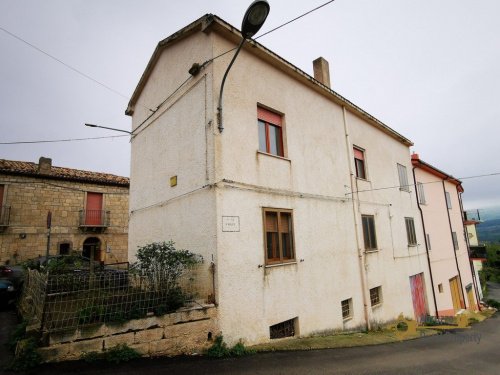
{"left": 19, "top": 263, "right": 213, "bottom": 333}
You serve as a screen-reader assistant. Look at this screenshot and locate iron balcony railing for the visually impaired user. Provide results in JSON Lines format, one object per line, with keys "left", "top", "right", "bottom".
{"left": 469, "top": 245, "right": 487, "bottom": 259}
{"left": 0, "top": 206, "right": 11, "bottom": 226}
{"left": 79, "top": 209, "right": 110, "bottom": 227}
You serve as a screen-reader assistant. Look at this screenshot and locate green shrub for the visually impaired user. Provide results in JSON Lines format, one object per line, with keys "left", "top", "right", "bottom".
{"left": 7, "top": 338, "right": 41, "bottom": 372}
{"left": 486, "top": 299, "right": 500, "bottom": 309}
{"left": 78, "top": 305, "right": 104, "bottom": 324}
{"left": 207, "top": 336, "right": 254, "bottom": 358}
{"left": 7, "top": 321, "right": 27, "bottom": 352}
{"left": 81, "top": 351, "right": 102, "bottom": 363}
{"left": 207, "top": 335, "right": 230, "bottom": 358}
{"left": 230, "top": 341, "right": 255, "bottom": 357}
{"left": 105, "top": 344, "right": 141, "bottom": 364}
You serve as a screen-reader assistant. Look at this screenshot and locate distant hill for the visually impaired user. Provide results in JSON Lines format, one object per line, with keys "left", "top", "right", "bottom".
{"left": 467, "top": 206, "right": 500, "bottom": 244}
{"left": 477, "top": 218, "right": 500, "bottom": 244}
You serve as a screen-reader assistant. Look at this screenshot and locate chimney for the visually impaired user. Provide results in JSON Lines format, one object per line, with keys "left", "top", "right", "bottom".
{"left": 313, "top": 57, "right": 331, "bottom": 88}
{"left": 38, "top": 157, "right": 52, "bottom": 174}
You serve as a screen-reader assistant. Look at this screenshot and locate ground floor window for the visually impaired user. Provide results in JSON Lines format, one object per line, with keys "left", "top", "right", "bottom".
{"left": 341, "top": 298, "right": 352, "bottom": 319}
{"left": 270, "top": 318, "right": 296, "bottom": 339}
{"left": 370, "top": 286, "right": 382, "bottom": 307}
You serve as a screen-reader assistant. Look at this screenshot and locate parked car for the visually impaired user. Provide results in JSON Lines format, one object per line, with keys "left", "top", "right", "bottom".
{"left": 0, "top": 265, "right": 25, "bottom": 289}
{"left": 0, "top": 279, "right": 17, "bottom": 307}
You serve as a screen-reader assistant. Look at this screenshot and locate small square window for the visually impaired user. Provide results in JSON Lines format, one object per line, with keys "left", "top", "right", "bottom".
{"left": 370, "top": 286, "right": 382, "bottom": 307}
{"left": 438, "top": 284, "right": 443, "bottom": 293}
{"left": 426, "top": 233, "right": 431, "bottom": 250}
{"left": 341, "top": 298, "right": 352, "bottom": 319}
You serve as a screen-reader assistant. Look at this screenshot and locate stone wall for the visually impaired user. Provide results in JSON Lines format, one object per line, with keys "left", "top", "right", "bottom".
{"left": 0, "top": 174, "right": 129, "bottom": 264}
{"left": 37, "top": 305, "right": 218, "bottom": 362}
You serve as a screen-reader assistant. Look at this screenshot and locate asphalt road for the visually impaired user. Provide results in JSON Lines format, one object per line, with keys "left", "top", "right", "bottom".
{"left": 0, "top": 311, "right": 497, "bottom": 375}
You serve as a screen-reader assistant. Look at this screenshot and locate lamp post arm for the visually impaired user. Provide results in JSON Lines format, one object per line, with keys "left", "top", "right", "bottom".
{"left": 85, "top": 123, "right": 132, "bottom": 135}
{"left": 217, "top": 38, "right": 246, "bottom": 133}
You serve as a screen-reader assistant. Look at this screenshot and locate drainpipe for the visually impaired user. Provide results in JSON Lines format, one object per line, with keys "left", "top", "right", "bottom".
{"left": 443, "top": 180, "right": 467, "bottom": 309}
{"left": 457, "top": 189, "right": 481, "bottom": 310}
{"left": 412, "top": 167, "right": 439, "bottom": 318}
{"left": 342, "top": 106, "right": 370, "bottom": 331}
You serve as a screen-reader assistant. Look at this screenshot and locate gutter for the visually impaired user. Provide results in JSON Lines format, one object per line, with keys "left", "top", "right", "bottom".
{"left": 442, "top": 180, "right": 467, "bottom": 308}
{"left": 412, "top": 166, "right": 439, "bottom": 318}
{"left": 457, "top": 188, "right": 482, "bottom": 310}
{"left": 342, "top": 106, "right": 370, "bottom": 331}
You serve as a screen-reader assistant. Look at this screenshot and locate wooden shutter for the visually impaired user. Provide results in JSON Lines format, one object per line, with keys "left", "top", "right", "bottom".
{"left": 257, "top": 107, "right": 282, "bottom": 126}
{"left": 265, "top": 211, "right": 278, "bottom": 232}
{"left": 353, "top": 147, "right": 364, "bottom": 160}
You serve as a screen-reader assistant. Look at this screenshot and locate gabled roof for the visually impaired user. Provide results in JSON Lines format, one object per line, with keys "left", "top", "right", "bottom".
{"left": 411, "top": 153, "right": 463, "bottom": 192}
{"left": 0, "top": 158, "right": 129, "bottom": 187}
{"left": 126, "top": 14, "right": 413, "bottom": 147}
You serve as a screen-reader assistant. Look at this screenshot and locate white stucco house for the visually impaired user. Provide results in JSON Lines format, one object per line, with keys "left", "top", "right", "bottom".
{"left": 126, "top": 14, "right": 435, "bottom": 345}
{"left": 411, "top": 154, "right": 479, "bottom": 316}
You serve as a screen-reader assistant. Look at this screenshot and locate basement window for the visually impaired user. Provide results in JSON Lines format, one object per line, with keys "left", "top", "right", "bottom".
{"left": 341, "top": 298, "right": 352, "bottom": 319}
{"left": 370, "top": 286, "right": 382, "bottom": 307}
{"left": 270, "top": 318, "right": 296, "bottom": 339}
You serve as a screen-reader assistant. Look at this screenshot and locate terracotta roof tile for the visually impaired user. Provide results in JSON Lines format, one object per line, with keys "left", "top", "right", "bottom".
{"left": 0, "top": 158, "right": 129, "bottom": 186}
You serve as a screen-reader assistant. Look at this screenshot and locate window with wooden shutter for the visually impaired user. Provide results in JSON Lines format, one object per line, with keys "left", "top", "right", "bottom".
{"left": 353, "top": 147, "right": 366, "bottom": 179}
{"left": 257, "top": 106, "right": 284, "bottom": 157}
{"left": 263, "top": 208, "right": 295, "bottom": 264}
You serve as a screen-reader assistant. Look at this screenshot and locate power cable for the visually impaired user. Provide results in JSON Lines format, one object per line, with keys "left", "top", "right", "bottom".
{"left": 0, "top": 135, "right": 128, "bottom": 145}
{"left": 0, "top": 26, "right": 155, "bottom": 113}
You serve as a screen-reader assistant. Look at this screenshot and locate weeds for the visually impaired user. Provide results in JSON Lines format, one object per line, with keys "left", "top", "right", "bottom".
{"left": 207, "top": 335, "right": 254, "bottom": 358}
{"left": 6, "top": 338, "right": 41, "bottom": 373}
{"left": 80, "top": 344, "right": 141, "bottom": 364}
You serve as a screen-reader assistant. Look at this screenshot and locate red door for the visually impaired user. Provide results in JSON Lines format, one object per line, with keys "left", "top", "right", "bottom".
{"left": 410, "top": 273, "right": 428, "bottom": 322}
{"left": 85, "top": 193, "right": 103, "bottom": 225}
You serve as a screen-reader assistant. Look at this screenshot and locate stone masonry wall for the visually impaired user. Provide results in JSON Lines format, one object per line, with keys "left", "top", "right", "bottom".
{"left": 37, "top": 305, "right": 218, "bottom": 362}
{"left": 0, "top": 174, "right": 128, "bottom": 264}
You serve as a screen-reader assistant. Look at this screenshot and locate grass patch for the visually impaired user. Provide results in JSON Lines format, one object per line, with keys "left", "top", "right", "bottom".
{"left": 250, "top": 329, "right": 438, "bottom": 352}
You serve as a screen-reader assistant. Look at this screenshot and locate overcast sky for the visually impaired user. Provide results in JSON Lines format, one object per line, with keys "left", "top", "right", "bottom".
{"left": 1, "top": 0, "right": 499, "bottom": 210}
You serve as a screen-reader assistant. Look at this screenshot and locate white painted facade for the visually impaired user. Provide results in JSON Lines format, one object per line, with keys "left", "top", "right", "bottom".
{"left": 127, "top": 15, "right": 435, "bottom": 345}
{"left": 412, "top": 155, "right": 479, "bottom": 315}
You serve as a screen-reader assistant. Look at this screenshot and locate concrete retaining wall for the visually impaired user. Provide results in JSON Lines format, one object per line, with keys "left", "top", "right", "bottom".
{"left": 37, "top": 305, "right": 218, "bottom": 362}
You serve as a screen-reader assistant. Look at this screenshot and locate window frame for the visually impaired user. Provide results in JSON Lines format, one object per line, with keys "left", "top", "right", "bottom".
{"left": 370, "top": 286, "right": 382, "bottom": 307}
{"left": 353, "top": 146, "right": 367, "bottom": 180}
{"left": 416, "top": 182, "right": 426, "bottom": 204}
{"left": 405, "top": 217, "right": 417, "bottom": 246}
{"left": 257, "top": 106, "right": 285, "bottom": 157}
{"left": 397, "top": 163, "right": 410, "bottom": 192}
{"left": 361, "top": 215, "right": 378, "bottom": 251}
{"left": 262, "top": 208, "right": 296, "bottom": 265}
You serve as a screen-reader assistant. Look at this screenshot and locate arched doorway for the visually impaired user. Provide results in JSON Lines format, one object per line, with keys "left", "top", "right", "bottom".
{"left": 82, "top": 237, "right": 101, "bottom": 261}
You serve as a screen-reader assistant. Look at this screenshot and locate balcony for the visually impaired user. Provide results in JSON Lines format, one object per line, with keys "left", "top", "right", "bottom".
{"left": 0, "top": 206, "right": 11, "bottom": 229}
{"left": 79, "top": 209, "right": 110, "bottom": 232}
{"left": 469, "top": 245, "right": 487, "bottom": 260}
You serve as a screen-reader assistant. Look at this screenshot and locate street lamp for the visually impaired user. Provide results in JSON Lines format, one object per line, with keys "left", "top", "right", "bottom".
{"left": 85, "top": 123, "right": 132, "bottom": 135}
{"left": 217, "top": 0, "right": 270, "bottom": 133}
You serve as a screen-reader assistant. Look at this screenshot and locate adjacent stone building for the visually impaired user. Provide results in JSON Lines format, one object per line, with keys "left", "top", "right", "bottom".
{"left": 0, "top": 157, "right": 129, "bottom": 264}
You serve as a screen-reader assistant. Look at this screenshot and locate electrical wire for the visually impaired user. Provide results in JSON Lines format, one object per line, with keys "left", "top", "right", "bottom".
{"left": 256, "top": 0, "right": 336, "bottom": 39}
{"left": 0, "top": 26, "right": 155, "bottom": 113}
{"left": 347, "top": 172, "right": 500, "bottom": 196}
{"left": 0, "top": 135, "right": 128, "bottom": 145}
